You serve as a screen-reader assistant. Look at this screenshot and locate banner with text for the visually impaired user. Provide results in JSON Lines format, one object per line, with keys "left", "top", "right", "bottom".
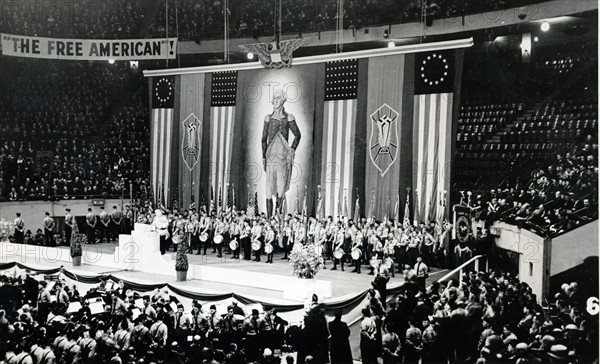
{"left": 1, "top": 33, "right": 177, "bottom": 60}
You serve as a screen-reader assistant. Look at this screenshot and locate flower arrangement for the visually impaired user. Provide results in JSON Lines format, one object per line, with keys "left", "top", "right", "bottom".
{"left": 175, "top": 240, "right": 189, "bottom": 272}
{"left": 70, "top": 223, "right": 86, "bottom": 258}
{"left": 289, "top": 244, "right": 324, "bottom": 279}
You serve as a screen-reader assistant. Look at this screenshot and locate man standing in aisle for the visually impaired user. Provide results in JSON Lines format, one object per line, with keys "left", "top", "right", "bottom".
{"left": 86, "top": 208, "right": 97, "bottom": 244}
{"left": 43, "top": 212, "right": 55, "bottom": 246}
{"left": 414, "top": 256, "right": 429, "bottom": 292}
{"left": 64, "top": 208, "right": 74, "bottom": 245}
{"left": 14, "top": 212, "right": 25, "bottom": 244}
{"left": 98, "top": 207, "right": 110, "bottom": 243}
{"left": 261, "top": 89, "right": 301, "bottom": 218}
{"left": 110, "top": 205, "right": 123, "bottom": 242}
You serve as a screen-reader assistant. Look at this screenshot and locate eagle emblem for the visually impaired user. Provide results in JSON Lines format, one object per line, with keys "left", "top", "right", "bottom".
{"left": 239, "top": 37, "right": 308, "bottom": 69}
{"left": 181, "top": 113, "right": 202, "bottom": 171}
{"left": 369, "top": 104, "right": 399, "bottom": 177}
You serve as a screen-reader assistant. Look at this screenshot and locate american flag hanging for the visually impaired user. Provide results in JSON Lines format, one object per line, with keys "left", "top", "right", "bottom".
{"left": 321, "top": 59, "right": 359, "bottom": 218}
{"left": 210, "top": 71, "right": 237, "bottom": 207}
{"left": 151, "top": 76, "right": 175, "bottom": 207}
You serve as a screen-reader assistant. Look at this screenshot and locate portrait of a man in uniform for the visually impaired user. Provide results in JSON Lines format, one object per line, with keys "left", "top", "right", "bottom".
{"left": 261, "top": 88, "right": 301, "bottom": 218}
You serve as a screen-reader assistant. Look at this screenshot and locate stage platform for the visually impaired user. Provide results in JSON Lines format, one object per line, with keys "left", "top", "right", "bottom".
{"left": 0, "top": 239, "right": 446, "bottom": 300}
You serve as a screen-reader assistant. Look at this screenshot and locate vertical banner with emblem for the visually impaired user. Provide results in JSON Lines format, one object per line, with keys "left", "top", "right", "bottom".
{"left": 453, "top": 204, "right": 472, "bottom": 242}
{"left": 177, "top": 73, "right": 206, "bottom": 210}
{"left": 364, "top": 55, "right": 410, "bottom": 219}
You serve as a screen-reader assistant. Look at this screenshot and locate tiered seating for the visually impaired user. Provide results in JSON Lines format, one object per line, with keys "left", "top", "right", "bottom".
{"left": 457, "top": 102, "right": 522, "bottom": 143}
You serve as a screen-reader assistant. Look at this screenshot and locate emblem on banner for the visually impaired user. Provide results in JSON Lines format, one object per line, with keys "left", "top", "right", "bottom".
{"left": 182, "top": 113, "right": 202, "bottom": 171}
{"left": 369, "top": 103, "right": 399, "bottom": 177}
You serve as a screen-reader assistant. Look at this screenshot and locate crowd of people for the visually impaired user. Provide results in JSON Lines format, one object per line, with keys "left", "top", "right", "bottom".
{"left": 456, "top": 137, "right": 598, "bottom": 237}
{"left": 0, "top": 247, "right": 596, "bottom": 363}
{"left": 0, "top": 59, "right": 150, "bottom": 202}
{"left": 1, "top": 0, "right": 548, "bottom": 41}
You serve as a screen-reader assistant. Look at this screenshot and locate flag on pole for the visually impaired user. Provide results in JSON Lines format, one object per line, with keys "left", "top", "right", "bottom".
{"left": 226, "top": 183, "right": 232, "bottom": 215}
{"left": 218, "top": 186, "right": 223, "bottom": 215}
{"left": 254, "top": 191, "right": 259, "bottom": 217}
{"left": 232, "top": 184, "right": 236, "bottom": 213}
{"left": 209, "top": 186, "right": 214, "bottom": 214}
{"left": 302, "top": 186, "right": 308, "bottom": 217}
{"left": 315, "top": 185, "right": 324, "bottom": 220}
{"left": 209, "top": 71, "right": 237, "bottom": 209}
{"left": 384, "top": 195, "right": 391, "bottom": 220}
{"left": 394, "top": 192, "right": 400, "bottom": 222}
{"left": 150, "top": 76, "right": 175, "bottom": 206}
{"left": 247, "top": 185, "right": 253, "bottom": 217}
{"left": 321, "top": 59, "right": 359, "bottom": 218}
{"left": 353, "top": 192, "right": 360, "bottom": 222}
{"left": 369, "top": 188, "right": 375, "bottom": 218}
{"left": 343, "top": 190, "right": 348, "bottom": 218}
{"left": 189, "top": 182, "right": 196, "bottom": 210}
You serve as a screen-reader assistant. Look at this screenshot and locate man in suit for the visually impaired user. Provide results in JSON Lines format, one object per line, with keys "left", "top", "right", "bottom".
{"left": 328, "top": 310, "right": 352, "bottom": 364}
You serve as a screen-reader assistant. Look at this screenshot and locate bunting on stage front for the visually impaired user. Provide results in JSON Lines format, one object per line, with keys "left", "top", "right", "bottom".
{"left": 209, "top": 71, "right": 237, "bottom": 208}
{"left": 321, "top": 59, "right": 359, "bottom": 218}
{"left": 413, "top": 50, "right": 456, "bottom": 224}
{"left": 151, "top": 76, "right": 175, "bottom": 206}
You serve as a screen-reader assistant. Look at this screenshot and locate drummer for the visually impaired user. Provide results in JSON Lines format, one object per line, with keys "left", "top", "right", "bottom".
{"left": 350, "top": 224, "right": 362, "bottom": 274}
{"left": 230, "top": 218, "right": 242, "bottom": 259}
{"left": 331, "top": 221, "right": 346, "bottom": 271}
{"left": 264, "top": 224, "right": 275, "bottom": 264}
{"left": 241, "top": 220, "right": 252, "bottom": 260}
{"left": 251, "top": 220, "right": 263, "bottom": 262}
{"left": 198, "top": 210, "right": 210, "bottom": 255}
{"left": 214, "top": 217, "right": 225, "bottom": 258}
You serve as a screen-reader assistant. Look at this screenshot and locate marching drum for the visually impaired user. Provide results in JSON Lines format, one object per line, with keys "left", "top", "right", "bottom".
{"left": 265, "top": 243, "right": 274, "bottom": 254}
{"left": 199, "top": 232, "right": 209, "bottom": 242}
{"left": 333, "top": 247, "right": 345, "bottom": 259}
{"left": 370, "top": 257, "right": 382, "bottom": 268}
{"left": 251, "top": 239, "right": 261, "bottom": 251}
{"left": 213, "top": 234, "right": 223, "bottom": 245}
{"left": 383, "top": 257, "right": 394, "bottom": 269}
{"left": 229, "top": 239, "right": 239, "bottom": 251}
{"left": 351, "top": 248, "right": 362, "bottom": 260}
{"left": 314, "top": 244, "right": 324, "bottom": 256}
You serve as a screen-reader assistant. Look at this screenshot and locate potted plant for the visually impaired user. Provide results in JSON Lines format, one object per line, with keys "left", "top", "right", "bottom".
{"left": 70, "top": 221, "right": 86, "bottom": 267}
{"left": 175, "top": 240, "right": 189, "bottom": 281}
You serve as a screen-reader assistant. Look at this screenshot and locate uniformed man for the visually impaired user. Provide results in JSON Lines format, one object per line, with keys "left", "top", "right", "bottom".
{"left": 151, "top": 209, "right": 170, "bottom": 255}
{"left": 43, "top": 212, "right": 55, "bottom": 246}
{"left": 332, "top": 222, "right": 346, "bottom": 271}
{"left": 414, "top": 256, "right": 429, "bottom": 292}
{"left": 14, "top": 212, "right": 24, "bottom": 244}
{"left": 124, "top": 205, "right": 134, "bottom": 234}
{"left": 150, "top": 313, "right": 169, "bottom": 348}
{"left": 251, "top": 220, "right": 263, "bottom": 262}
{"left": 198, "top": 211, "right": 210, "bottom": 255}
{"left": 110, "top": 206, "right": 123, "bottom": 242}
{"left": 243, "top": 309, "right": 262, "bottom": 362}
{"left": 261, "top": 89, "right": 301, "bottom": 218}
{"left": 85, "top": 208, "right": 97, "bottom": 244}
{"left": 98, "top": 207, "right": 110, "bottom": 243}
{"left": 64, "top": 208, "right": 74, "bottom": 245}
{"left": 264, "top": 225, "right": 275, "bottom": 263}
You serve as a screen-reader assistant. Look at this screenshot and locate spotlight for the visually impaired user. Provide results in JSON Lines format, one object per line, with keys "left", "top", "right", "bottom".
{"left": 383, "top": 29, "right": 389, "bottom": 39}
{"left": 108, "top": 59, "right": 115, "bottom": 64}
{"left": 534, "top": 36, "right": 539, "bottom": 42}
{"left": 387, "top": 41, "right": 396, "bottom": 48}
{"left": 541, "top": 21, "right": 550, "bottom": 32}
{"left": 246, "top": 52, "right": 255, "bottom": 60}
